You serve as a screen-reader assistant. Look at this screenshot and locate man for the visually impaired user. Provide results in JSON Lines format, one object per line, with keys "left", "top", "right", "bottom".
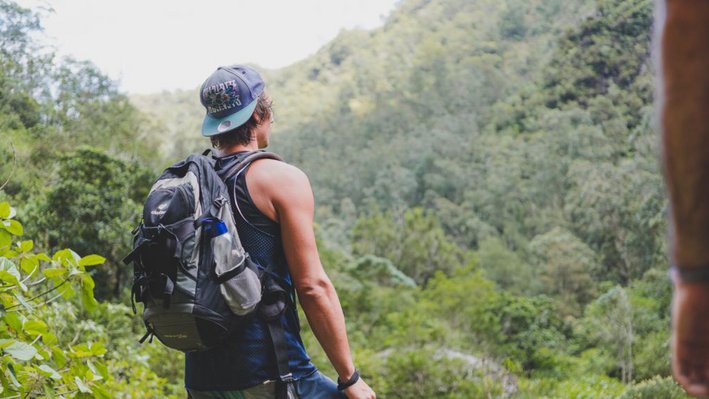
{"left": 185, "top": 65, "right": 375, "bottom": 399}
{"left": 658, "top": 1, "right": 709, "bottom": 397}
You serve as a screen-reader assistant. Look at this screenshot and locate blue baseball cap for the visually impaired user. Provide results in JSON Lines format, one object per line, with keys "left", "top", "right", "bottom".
{"left": 200, "top": 64, "right": 265, "bottom": 137}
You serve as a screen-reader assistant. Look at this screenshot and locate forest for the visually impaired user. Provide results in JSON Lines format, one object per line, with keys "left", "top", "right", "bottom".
{"left": 0, "top": 0, "right": 690, "bottom": 397}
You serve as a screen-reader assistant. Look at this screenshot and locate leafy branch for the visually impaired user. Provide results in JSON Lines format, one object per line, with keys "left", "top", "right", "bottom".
{"left": 5, "top": 278, "right": 70, "bottom": 311}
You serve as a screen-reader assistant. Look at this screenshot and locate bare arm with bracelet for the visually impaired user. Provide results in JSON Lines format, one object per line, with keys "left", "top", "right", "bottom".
{"left": 247, "top": 159, "right": 376, "bottom": 399}
{"left": 658, "top": 0, "right": 709, "bottom": 395}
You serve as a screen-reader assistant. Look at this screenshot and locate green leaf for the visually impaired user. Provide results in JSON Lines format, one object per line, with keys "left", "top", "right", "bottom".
{"left": 0, "top": 203, "right": 9, "bottom": 219}
{"left": 51, "top": 347, "right": 67, "bottom": 368}
{"left": 42, "top": 268, "right": 67, "bottom": 279}
{"left": 2, "top": 250, "right": 17, "bottom": 258}
{"left": 79, "top": 274, "right": 97, "bottom": 311}
{"left": 37, "top": 347, "right": 50, "bottom": 362}
{"left": 4, "top": 341, "right": 38, "bottom": 361}
{"left": 20, "top": 257, "right": 38, "bottom": 274}
{"left": 89, "top": 342, "right": 106, "bottom": 357}
{"left": 91, "top": 361, "right": 109, "bottom": 380}
{"left": 42, "top": 333, "right": 58, "bottom": 346}
{"left": 87, "top": 361, "right": 98, "bottom": 376}
{"left": 82, "top": 273, "right": 96, "bottom": 290}
{"left": 0, "top": 231, "right": 10, "bottom": 252}
{"left": 0, "top": 339, "right": 14, "bottom": 349}
{"left": 92, "top": 383, "right": 111, "bottom": 399}
{"left": 23, "top": 320, "right": 48, "bottom": 336}
{"left": 18, "top": 241, "right": 33, "bottom": 253}
{"left": 78, "top": 255, "right": 105, "bottom": 267}
{"left": 51, "top": 249, "right": 68, "bottom": 262}
{"left": 42, "top": 384, "right": 58, "bottom": 398}
{"left": 0, "top": 257, "right": 15, "bottom": 272}
{"left": 4, "top": 312, "right": 22, "bottom": 332}
{"left": 53, "top": 249, "right": 80, "bottom": 267}
{"left": 58, "top": 284, "right": 75, "bottom": 300}
{"left": 0, "top": 367, "right": 9, "bottom": 392}
{"left": 0, "top": 293, "right": 12, "bottom": 308}
{"left": 36, "top": 253, "right": 51, "bottom": 262}
{"left": 2, "top": 220, "right": 23, "bottom": 236}
{"left": 38, "top": 364, "right": 61, "bottom": 380}
{"left": 85, "top": 368, "right": 95, "bottom": 381}
{"left": 74, "top": 376, "right": 92, "bottom": 393}
{"left": 0, "top": 259, "right": 25, "bottom": 291}
{"left": 6, "top": 363, "right": 20, "bottom": 387}
{"left": 80, "top": 288, "right": 98, "bottom": 312}
{"left": 71, "top": 343, "right": 93, "bottom": 358}
{"left": 0, "top": 270, "right": 19, "bottom": 286}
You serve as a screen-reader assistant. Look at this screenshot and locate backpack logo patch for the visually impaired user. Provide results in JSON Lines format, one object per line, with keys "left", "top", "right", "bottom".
{"left": 151, "top": 202, "right": 169, "bottom": 217}
{"left": 163, "top": 333, "right": 189, "bottom": 339}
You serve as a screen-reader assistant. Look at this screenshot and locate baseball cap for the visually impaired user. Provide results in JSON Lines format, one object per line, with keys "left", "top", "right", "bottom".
{"left": 200, "top": 64, "right": 265, "bottom": 137}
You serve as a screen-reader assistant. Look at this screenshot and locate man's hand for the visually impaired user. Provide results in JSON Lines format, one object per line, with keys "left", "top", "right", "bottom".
{"left": 672, "top": 280, "right": 709, "bottom": 397}
{"left": 343, "top": 378, "right": 376, "bottom": 399}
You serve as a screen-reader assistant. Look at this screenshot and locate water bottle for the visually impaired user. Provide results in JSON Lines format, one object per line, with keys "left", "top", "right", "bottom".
{"left": 206, "top": 219, "right": 239, "bottom": 269}
{"left": 204, "top": 218, "right": 261, "bottom": 315}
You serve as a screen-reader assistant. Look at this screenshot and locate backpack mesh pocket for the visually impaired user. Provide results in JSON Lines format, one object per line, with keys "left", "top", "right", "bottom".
{"left": 214, "top": 254, "right": 262, "bottom": 316}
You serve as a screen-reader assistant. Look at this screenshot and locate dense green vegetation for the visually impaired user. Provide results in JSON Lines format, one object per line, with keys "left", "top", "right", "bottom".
{"left": 0, "top": 0, "right": 689, "bottom": 397}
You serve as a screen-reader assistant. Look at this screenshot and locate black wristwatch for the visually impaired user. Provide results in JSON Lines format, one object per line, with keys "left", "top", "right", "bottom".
{"left": 670, "top": 265, "right": 709, "bottom": 283}
{"left": 337, "top": 369, "right": 360, "bottom": 391}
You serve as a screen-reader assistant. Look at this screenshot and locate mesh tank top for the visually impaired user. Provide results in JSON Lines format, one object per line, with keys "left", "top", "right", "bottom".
{"left": 184, "top": 151, "right": 316, "bottom": 390}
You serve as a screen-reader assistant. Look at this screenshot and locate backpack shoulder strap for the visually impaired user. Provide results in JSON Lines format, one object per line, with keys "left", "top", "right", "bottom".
{"left": 218, "top": 151, "right": 283, "bottom": 182}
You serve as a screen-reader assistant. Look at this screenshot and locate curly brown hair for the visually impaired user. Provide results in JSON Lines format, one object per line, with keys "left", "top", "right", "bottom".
{"left": 210, "top": 94, "right": 272, "bottom": 149}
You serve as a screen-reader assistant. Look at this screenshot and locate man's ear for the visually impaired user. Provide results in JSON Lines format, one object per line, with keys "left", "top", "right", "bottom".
{"left": 252, "top": 111, "right": 262, "bottom": 124}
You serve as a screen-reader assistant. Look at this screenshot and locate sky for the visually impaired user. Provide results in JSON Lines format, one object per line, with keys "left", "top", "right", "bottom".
{"left": 19, "top": 0, "right": 399, "bottom": 94}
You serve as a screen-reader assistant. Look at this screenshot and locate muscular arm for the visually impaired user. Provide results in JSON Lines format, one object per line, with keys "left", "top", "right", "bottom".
{"left": 246, "top": 160, "right": 374, "bottom": 398}
{"left": 659, "top": 2, "right": 709, "bottom": 396}
{"left": 262, "top": 163, "right": 355, "bottom": 380}
{"left": 660, "top": 0, "right": 709, "bottom": 267}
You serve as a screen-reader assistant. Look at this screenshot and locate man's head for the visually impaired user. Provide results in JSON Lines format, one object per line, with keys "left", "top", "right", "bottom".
{"left": 199, "top": 64, "right": 273, "bottom": 149}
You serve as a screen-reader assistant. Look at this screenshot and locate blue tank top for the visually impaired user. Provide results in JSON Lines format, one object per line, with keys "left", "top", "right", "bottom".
{"left": 184, "top": 151, "right": 317, "bottom": 390}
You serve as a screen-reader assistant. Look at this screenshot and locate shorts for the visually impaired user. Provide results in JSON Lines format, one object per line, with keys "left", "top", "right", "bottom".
{"left": 187, "top": 371, "right": 346, "bottom": 399}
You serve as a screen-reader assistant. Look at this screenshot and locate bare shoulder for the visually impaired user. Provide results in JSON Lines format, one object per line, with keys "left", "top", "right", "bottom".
{"left": 246, "top": 158, "right": 312, "bottom": 203}
{"left": 248, "top": 158, "right": 309, "bottom": 185}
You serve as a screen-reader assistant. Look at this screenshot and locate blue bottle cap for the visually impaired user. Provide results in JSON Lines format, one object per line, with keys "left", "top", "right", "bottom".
{"left": 214, "top": 220, "right": 228, "bottom": 236}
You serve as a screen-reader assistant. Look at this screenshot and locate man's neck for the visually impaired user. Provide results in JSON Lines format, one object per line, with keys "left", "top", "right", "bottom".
{"left": 216, "top": 142, "right": 259, "bottom": 157}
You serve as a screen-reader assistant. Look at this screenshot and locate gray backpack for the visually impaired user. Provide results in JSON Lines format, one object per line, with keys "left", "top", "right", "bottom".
{"left": 123, "top": 152, "right": 286, "bottom": 352}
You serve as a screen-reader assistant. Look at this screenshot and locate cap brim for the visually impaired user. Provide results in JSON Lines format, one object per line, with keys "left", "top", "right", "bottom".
{"left": 201, "top": 99, "right": 258, "bottom": 137}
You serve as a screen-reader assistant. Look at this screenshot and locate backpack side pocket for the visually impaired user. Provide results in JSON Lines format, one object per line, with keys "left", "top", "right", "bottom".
{"left": 214, "top": 253, "right": 262, "bottom": 315}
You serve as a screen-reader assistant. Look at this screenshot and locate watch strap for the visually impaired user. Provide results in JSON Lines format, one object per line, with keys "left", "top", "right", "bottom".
{"left": 337, "top": 369, "right": 360, "bottom": 391}
{"left": 670, "top": 265, "right": 709, "bottom": 283}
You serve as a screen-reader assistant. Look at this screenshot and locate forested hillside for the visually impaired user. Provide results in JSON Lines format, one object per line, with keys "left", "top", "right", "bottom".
{"left": 0, "top": 0, "right": 689, "bottom": 397}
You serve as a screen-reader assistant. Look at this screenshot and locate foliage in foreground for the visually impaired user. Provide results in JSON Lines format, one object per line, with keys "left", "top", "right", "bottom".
{"left": 0, "top": 202, "right": 181, "bottom": 398}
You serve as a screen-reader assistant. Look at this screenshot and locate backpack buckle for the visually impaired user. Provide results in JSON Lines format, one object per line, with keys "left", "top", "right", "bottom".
{"left": 214, "top": 196, "right": 227, "bottom": 207}
{"left": 123, "top": 239, "right": 150, "bottom": 265}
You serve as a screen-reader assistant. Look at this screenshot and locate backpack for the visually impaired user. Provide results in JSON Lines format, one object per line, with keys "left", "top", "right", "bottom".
{"left": 122, "top": 151, "right": 287, "bottom": 353}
